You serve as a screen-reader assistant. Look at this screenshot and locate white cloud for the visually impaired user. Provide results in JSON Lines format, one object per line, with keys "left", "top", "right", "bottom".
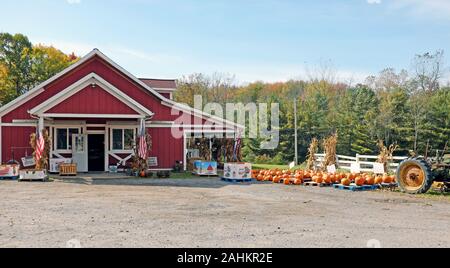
{"left": 66, "top": 0, "right": 81, "bottom": 4}
{"left": 367, "top": 0, "right": 382, "bottom": 4}
{"left": 390, "top": 0, "right": 450, "bottom": 19}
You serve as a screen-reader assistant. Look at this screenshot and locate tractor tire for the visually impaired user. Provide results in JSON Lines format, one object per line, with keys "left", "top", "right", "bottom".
{"left": 396, "top": 158, "right": 434, "bottom": 194}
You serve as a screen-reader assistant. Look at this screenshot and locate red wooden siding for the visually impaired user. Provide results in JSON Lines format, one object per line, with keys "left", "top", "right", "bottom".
{"left": 148, "top": 128, "right": 183, "bottom": 168}
{"left": 2, "top": 56, "right": 207, "bottom": 124}
{"left": 47, "top": 85, "right": 139, "bottom": 115}
{"left": 1, "top": 126, "right": 35, "bottom": 164}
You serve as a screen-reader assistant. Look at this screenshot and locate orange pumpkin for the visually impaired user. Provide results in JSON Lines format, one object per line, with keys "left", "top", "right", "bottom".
{"left": 284, "top": 178, "right": 291, "bottom": 185}
{"left": 294, "top": 179, "right": 302, "bottom": 185}
{"left": 374, "top": 176, "right": 383, "bottom": 184}
{"left": 273, "top": 176, "right": 281, "bottom": 183}
{"left": 355, "top": 176, "right": 365, "bottom": 186}
{"left": 316, "top": 177, "right": 324, "bottom": 184}
{"left": 365, "top": 176, "right": 375, "bottom": 185}
{"left": 323, "top": 175, "right": 332, "bottom": 184}
{"left": 257, "top": 175, "right": 264, "bottom": 181}
{"left": 390, "top": 175, "right": 396, "bottom": 182}
{"left": 382, "top": 174, "right": 393, "bottom": 184}
{"left": 341, "top": 178, "right": 351, "bottom": 186}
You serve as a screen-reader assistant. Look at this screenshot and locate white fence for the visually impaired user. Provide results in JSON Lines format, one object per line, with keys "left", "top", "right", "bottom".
{"left": 314, "top": 153, "right": 408, "bottom": 173}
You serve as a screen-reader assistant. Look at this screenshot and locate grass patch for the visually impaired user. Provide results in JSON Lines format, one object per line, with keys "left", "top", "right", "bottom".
{"left": 252, "top": 163, "right": 305, "bottom": 170}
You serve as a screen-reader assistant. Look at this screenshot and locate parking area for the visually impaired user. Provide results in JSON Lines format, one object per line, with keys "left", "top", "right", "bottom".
{"left": 0, "top": 178, "right": 449, "bottom": 248}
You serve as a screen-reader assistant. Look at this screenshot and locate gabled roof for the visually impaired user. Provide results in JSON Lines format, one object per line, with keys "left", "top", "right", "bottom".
{"left": 29, "top": 73, "right": 154, "bottom": 118}
{"left": 0, "top": 49, "right": 243, "bottom": 130}
{"left": 139, "top": 78, "right": 177, "bottom": 90}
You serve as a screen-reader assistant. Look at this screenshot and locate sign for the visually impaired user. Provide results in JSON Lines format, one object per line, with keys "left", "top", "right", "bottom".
{"left": 327, "top": 164, "right": 337, "bottom": 174}
{"left": 350, "top": 162, "right": 360, "bottom": 173}
{"left": 289, "top": 161, "right": 296, "bottom": 170}
{"left": 21, "top": 156, "right": 35, "bottom": 167}
{"left": 223, "top": 163, "right": 252, "bottom": 179}
{"left": 0, "top": 165, "right": 19, "bottom": 178}
{"left": 194, "top": 161, "right": 218, "bottom": 176}
{"left": 147, "top": 157, "right": 158, "bottom": 167}
{"left": 373, "top": 163, "right": 385, "bottom": 174}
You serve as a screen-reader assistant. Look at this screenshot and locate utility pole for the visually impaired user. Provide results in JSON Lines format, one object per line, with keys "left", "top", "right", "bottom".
{"left": 294, "top": 98, "right": 298, "bottom": 165}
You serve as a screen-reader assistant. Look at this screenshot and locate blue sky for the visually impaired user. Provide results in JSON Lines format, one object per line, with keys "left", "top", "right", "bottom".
{"left": 1, "top": 0, "right": 449, "bottom": 84}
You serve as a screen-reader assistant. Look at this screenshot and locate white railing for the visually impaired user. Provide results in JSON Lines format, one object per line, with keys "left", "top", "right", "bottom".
{"left": 314, "top": 153, "right": 408, "bottom": 173}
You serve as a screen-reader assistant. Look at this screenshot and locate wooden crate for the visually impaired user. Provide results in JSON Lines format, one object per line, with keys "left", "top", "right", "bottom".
{"left": 59, "top": 163, "right": 77, "bottom": 176}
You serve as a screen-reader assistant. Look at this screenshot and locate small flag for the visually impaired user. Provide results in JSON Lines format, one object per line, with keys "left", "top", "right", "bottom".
{"left": 35, "top": 130, "right": 45, "bottom": 163}
{"left": 138, "top": 119, "right": 147, "bottom": 160}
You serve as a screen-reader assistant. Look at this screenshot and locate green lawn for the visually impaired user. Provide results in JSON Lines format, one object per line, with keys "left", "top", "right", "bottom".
{"left": 252, "top": 163, "right": 305, "bottom": 170}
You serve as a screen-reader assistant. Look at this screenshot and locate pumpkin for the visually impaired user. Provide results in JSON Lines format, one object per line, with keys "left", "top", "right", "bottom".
{"left": 273, "top": 176, "right": 281, "bottom": 183}
{"left": 365, "top": 176, "right": 375, "bottom": 185}
{"left": 304, "top": 172, "right": 311, "bottom": 179}
{"left": 284, "top": 178, "right": 291, "bottom": 185}
{"left": 323, "top": 175, "right": 332, "bottom": 184}
{"left": 341, "top": 178, "right": 351, "bottom": 186}
{"left": 390, "top": 175, "right": 396, "bottom": 182}
{"left": 382, "top": 174, "right": 393, "bottom": 184}
{"left": 312, "top": 176, "right": 319, "bottom": 182}
{"left": 140, "top": 171, "right": 147, "bottom": 177}
{"left": 355, "top": 176, "right": 365, "bottom": 186}
{"left": 257, "top": 175, "right": 264, "bottom": 181}
{"left": 294, "top": 179, "right": 302, "bottom": 185}
{"left": 374, "top": 176, "right": 383, "bottom": 184}
{"left": 316, "top": 177, "right": 324, "bottom": 184}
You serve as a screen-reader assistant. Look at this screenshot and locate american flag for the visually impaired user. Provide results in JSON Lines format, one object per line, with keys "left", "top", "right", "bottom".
{"left": 233, "top": 130, "right": 243, "bottom": 161}
{"left": 138, "top": 119, "right": 147, "bottom": 160}
{"left": 35, "top": 129, "right": 45, "bottom": 162}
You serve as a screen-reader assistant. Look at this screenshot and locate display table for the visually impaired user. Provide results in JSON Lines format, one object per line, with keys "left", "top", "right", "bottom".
{"left": 222, "top": 163, "right": 252, "bottom": 182}
{"left": 193, "top": 161, "right": 218, "bottom": 176}
{"left": 0, "top": 164, "right": 20, "bottom": 180}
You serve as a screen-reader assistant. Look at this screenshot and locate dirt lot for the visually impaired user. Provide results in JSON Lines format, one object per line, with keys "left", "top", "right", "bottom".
{"left": 0, "top": 178, "right": 449, "bottom": 248}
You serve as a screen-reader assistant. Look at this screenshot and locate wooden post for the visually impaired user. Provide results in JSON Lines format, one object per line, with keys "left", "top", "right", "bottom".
{"left": 294, "top": 98, "right": 298, "bottom": 165}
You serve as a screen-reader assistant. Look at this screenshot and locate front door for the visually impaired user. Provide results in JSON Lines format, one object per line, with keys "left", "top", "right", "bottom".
{"left": 72, "top": 134, "right": 88, "bottom": 172}
{"left": 88, "top": 134, "right": 105, "bottom": 172}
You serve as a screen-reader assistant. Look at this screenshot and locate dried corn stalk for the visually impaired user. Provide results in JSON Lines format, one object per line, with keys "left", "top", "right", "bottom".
{"left": 322, "top": 133, "right": 338, "bottom": 170}
{"left": 377, "top": 140, "right": 398, "bottom": 172}
{"left": 29, "top": 129, "right": 51, "bottom": 171}
{"left": 306, "top": 138, "right": 319, "bottom": 170}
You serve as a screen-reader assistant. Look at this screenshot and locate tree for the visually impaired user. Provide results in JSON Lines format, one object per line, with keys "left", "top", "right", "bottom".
{"left": 411, "top": 50, "right": 445, "bottom": 92}
{"left": 0, "top": 33, "right": 33, "bottom": 97}
{"left": 30, "top": 45, "right": 78, "bottom": 84}
{"left": 0, "top": 33, "right": 79, "bottom": 105}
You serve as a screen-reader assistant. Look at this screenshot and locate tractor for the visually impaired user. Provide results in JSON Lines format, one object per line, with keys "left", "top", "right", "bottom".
{"left": 396, "top": 147, "right": 450, "bottom": 194}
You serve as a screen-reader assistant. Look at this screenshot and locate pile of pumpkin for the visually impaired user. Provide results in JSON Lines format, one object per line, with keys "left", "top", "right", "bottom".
{"left": 252, "top": 169, "right": 396, "bottom": 186}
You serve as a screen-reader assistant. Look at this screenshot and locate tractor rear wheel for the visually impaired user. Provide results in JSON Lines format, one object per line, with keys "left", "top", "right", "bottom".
{"left": 396, "top": 158, "right": 433, "bottom": 194}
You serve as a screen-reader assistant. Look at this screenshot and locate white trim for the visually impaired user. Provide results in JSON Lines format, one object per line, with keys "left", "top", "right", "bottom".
{"left": 30, "top": 73, "right": 154, "bottom": 117}
{"left": 86, "top": 130, "right": 105, "bottom": 135}
{"left": 0, "top": 88, "right": 45, "bottom": 116}
{"left": 54, "top": 127, "right": 82, "bottom": 153}
{"left": 12, "top": 119, "right": 38, "bottom": 124}
{"left": 42, "top": 113, "right": 144, "bottom": 119}
{"left": 153, "top": 87, "right": 177, "bottom": 92}
{"left": 0, "top": 123, "right": 37, "bottom": 127}
{"left": 49, "top": 120, "right": 87, "bottom": 126}
{"left": 109, "top": 127, "right": 136, "bottom": 152}
{"left": 105, "top": 128, "right": 109, "bottom": 171}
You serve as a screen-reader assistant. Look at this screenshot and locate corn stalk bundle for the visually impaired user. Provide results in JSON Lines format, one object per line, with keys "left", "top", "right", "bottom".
{"left": 322, "top": 133, "right": 338, "bottom": 171}
{"left": 132, "top": 133, "right": 153, "bottom": 172}
{"left": 377, "top": 140, "right": 398, "bottom": 172}
{"left": 29, "top": 129, "right": 51, "bottom": 170}
{"left": 306, "top": 138, "right": 319, "bottom": 170}
{"left": 199, "top": 137, "right": 211, "bottom": 161}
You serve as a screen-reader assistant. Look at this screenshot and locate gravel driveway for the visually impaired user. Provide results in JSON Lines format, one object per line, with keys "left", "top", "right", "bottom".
{"left": 0, "top": 178, "right": 449, "bottom": 248}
